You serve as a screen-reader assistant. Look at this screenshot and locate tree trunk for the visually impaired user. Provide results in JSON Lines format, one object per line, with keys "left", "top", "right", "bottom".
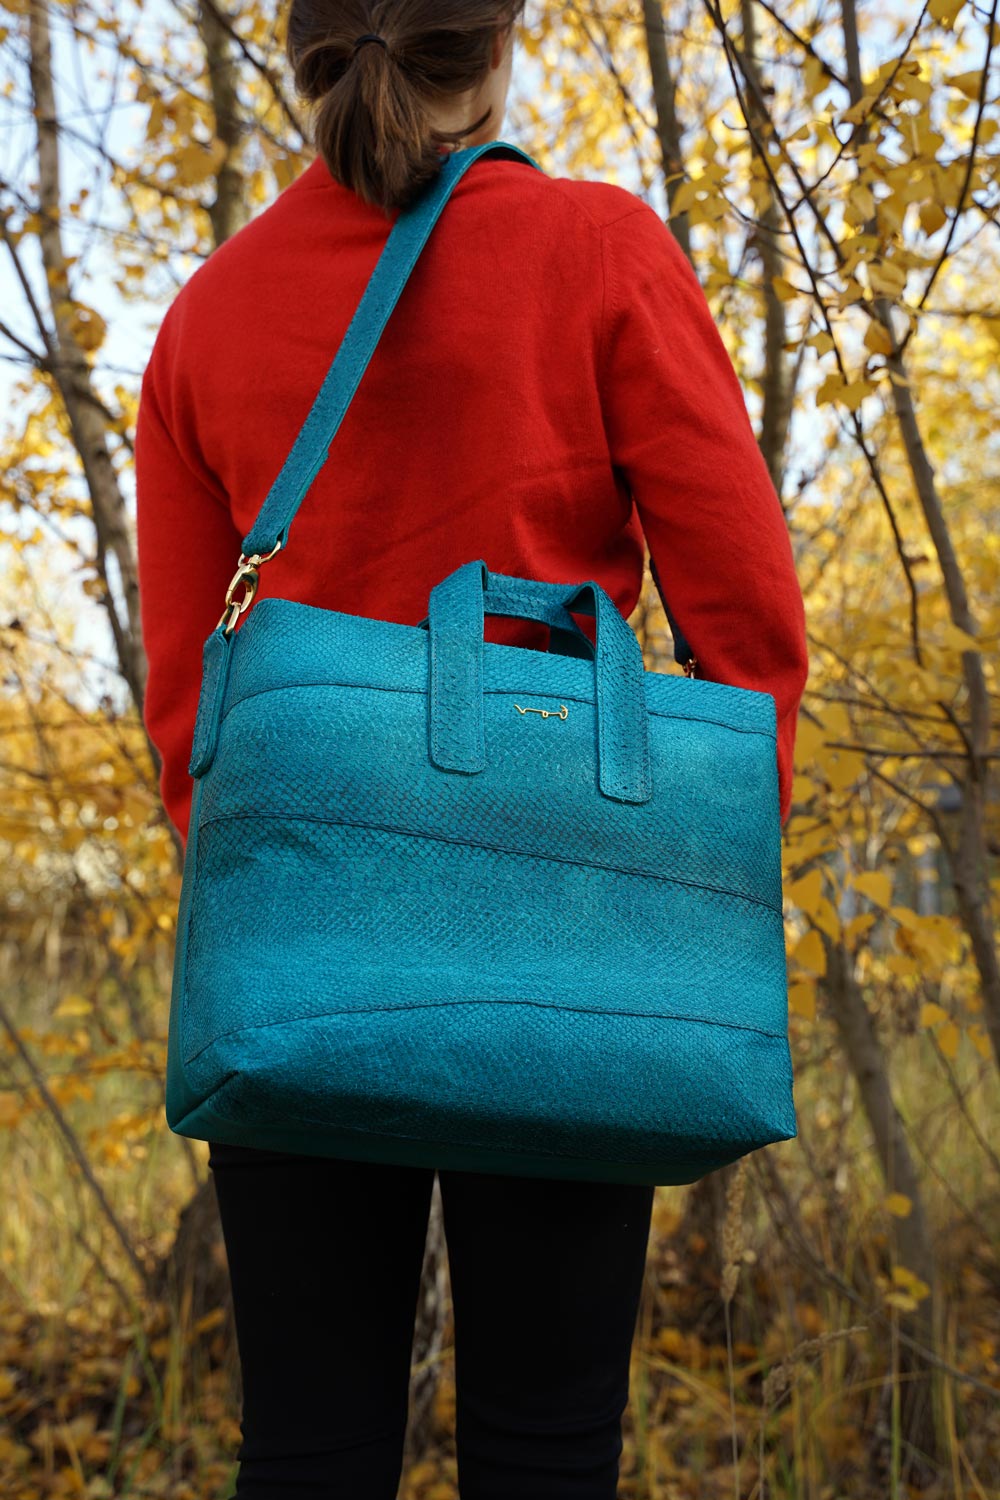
{"left": 825, "top": 935, "right": 942, "bottom": 1474}
{"left": 674, "top": 0, "right": 799, "bottom": 1316}
{"left": 27, "top": 0, "right": 147, "bottom": 713}
{"left": 640, "top": 0, "right": 692, "bottom": 260}
{"left": 838, "top": 0, "right": 999, "bottom": 1073}
{"left": 197, "top": 0, "right": 252, "bottom": 246}
{"left": 738, "top": 0, "right": 796, "bottom": 495}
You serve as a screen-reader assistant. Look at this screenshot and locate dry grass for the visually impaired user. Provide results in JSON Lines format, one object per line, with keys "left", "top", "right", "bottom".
{"left": 1, "top": 1003, "right": 998, "bottom": 1500}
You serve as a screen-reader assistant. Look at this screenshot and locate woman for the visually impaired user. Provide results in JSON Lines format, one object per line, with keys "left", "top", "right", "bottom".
{"left": 135, "top": 0, "right": 809, "bottom": 1495}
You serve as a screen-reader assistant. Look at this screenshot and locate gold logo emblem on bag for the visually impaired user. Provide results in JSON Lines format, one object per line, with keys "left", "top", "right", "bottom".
{"left": 514, "top": 703, "right": 568, "bottom": 720}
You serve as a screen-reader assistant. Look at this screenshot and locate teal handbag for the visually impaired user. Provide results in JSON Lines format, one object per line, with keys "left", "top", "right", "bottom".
{"left": 165, "top": 139, "right": 797, "bottom": 1185}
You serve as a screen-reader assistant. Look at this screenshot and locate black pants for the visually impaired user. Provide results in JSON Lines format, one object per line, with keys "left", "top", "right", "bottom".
{"left": 207, "top": 1141, "right": 655, "bottom": 1499}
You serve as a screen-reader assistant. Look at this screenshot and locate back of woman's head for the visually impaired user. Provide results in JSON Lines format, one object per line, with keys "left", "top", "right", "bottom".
{"left": 286, "top": 0, "right": 526, "bottom": 216}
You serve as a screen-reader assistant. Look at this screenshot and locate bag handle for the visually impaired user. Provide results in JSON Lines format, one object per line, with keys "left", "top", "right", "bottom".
{"left": 426, "top": 560, "right": 652, "bottom": 804}
{"left": 417, "top": 583, "right": 594, "bottom": 661}
{"left": 239, "top": 139, "right": 543, "bottom": 562}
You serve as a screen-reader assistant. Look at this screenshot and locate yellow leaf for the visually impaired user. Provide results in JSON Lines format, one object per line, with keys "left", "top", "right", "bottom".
{"left": 939, "top": 621, "right": 980, "bottom": 654}
{"left": 937, "top": 1020, "right": 960, "bottom": 1058}
{"left": 772, "top": 275, "right": 806, "bottom": 302}
{"left": 908, "top": 915, "right": 960, "bottom": 967}
{"left": 929, "top": 0, "right": 964, "bottom": 22}
{"left": 806, "top": 331, "right": 835, "bottom": 356}
{"left": 145, "top": 98, "right": 165, "bottom": 142}
{"left": 894, "top": 68, "right": 932, "bottom": 104}
{"left": 670, "top": 178, "right": 702, "bottom": 215}
{"left": 885, "top": 1193, "right": 912, "bottom": 1218}
{"left": 853, "top": 871, "right": 892, "bottom": 907}
{"left": 816, "top": 377, "right": 874, "bottom": 414}
{"left": 788, "top": 981, "right": 817, "bottom": 1020}
{"left": 864, "top": 321, "right": 894, "bottom": 355}
{"left": 868, "top": 261, "right": 908, "bottom": 297}
{"left": 846, "top": 182, "right": 875, "bottom": 224}
{"left": 968, "top": 1024, "right": 991, "bottom": 1060}
{"left": 803, "top": 53, "right": 828, "bottom": 101}
{"left": 813, "top": 896, "right": 841, "bottom": 942}
{"left": 0, "top": 1093, "right": 21, "bottom": 1127}
{"left": 271, "top": 155, "right": 298, "bottom": 193}
{"left": 793, "top": 717, "right": 826, "bottom": 764}
{"left": 688, "top": 194, "right": 728, "bottom": 227}
{"left": 54, "top": 994, "right": 93, "bottom": 1018}
{"left": 248, "top": 167, "right": 271, "bottom": 206}
{"left": 68, "top": 302, "right": 107, "bottom": 354}
{"left": 892, "top": 1265, "right": 931, "bottom": 1302}
{"left": 819, "top": 699, "right": 851, "bottom": 737}
{"left": 786, "top": 823, "right": 838, "bottom": 863}
{"left": 918, "top": 200, "right": 947, "bottom": 235}
{"left": 919, "top": 1001, "right": 948, "bottom": 1027}
{"left": 793, "top": 929, "right": 827, "bottom": 977}
{"left": 815, "top": 373, "right": 846, "bottom": 408}
{"left": 840, "top": 93, "right": 880, "bottom": 126}
{"left": 174, "top": 138, "right": 227, "bottom": 187}
{"left": 786, "top": 869, "right": 823, "bottom": 917}
{"left": 823, "top": 746, "right": 866, "bottom": 788}
{"left": 788, "top": 768, "right": 816, "bottom": 801}
{"left": 947, "top": 70, "right": 984, "bottom": 101}
{"left": 845, "top": 912, "right": 876, "bottom": 950}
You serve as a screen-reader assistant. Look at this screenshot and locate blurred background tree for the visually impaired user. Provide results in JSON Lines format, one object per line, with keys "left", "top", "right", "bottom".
{"left": 0, "top": 0, "right": 997, "bottom": 1495}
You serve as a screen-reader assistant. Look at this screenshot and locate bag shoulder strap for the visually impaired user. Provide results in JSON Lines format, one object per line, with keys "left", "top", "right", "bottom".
{"left": 240, "top": 139, "right": 543, "bottom": 560}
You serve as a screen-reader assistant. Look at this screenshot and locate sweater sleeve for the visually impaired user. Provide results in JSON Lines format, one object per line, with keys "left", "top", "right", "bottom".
{"left": 598, "top": 202, "right": 809, "bottom": 826}
{"left": 134, "top": 319, "right": 245, "bottom": 852}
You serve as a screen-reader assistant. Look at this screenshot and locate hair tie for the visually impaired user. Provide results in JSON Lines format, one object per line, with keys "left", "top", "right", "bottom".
{"left": 352, "top": 32, "right": 388, "bottom": 54}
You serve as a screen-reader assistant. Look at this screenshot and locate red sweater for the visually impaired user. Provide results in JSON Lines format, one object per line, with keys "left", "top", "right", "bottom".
{"left": 135, "top": 148, "right": 808, "bottom": 851}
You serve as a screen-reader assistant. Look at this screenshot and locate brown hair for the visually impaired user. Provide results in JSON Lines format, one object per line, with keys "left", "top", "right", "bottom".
{"left": 286, "top": 0, "right": 526, "bottom": 216}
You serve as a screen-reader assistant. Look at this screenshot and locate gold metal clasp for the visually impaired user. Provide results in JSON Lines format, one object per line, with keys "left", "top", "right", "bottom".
{"left": 683, "top": 656, "right": 699, "bottom": 679}
{"left": 514, "top": 703, "right": 569, "bottom": 720}
{"left": 217, "top": 539, "right": 283, "bottom": 635}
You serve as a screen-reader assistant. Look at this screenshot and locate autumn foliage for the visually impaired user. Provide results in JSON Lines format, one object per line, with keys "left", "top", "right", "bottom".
{"left": 0, "top": 0, "right": 998, "bottom": 1496}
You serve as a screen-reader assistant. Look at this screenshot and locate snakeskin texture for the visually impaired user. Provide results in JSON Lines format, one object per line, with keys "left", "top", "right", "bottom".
{"left": 428, "top": 565, "right": 653, "bottom": 803}
{"left": 165, "top": 563, "right": 797, "bottom": 1187}
{"left": 167, "top": 146, "right": 795, "bottom": 1186}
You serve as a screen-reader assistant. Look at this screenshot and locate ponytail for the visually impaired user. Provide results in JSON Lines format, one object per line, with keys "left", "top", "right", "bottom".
{"left": 286, "top": 0, "right": 526, "bottom": 215}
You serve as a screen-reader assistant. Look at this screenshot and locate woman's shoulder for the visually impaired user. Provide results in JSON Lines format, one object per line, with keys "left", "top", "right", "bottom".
{"left": 472, "top": 157, "right": 680, "bottom": 286}
{"left": 143, "top": 153, "right": 676, "bottom": 380}
{"left": 475, "top": 153, "right": 657, "bottom": 231}
{"left": 142, "top": 164, "right": 319, "bottom": 361}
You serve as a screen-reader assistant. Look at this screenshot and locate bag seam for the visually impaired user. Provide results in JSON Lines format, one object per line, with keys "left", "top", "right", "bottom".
{"left": 182, "top": 994, "right": 789, "bottom": 1068}
{"left": 192, "top": 807, "right": 783, "bottom": 915}
{"left": 218, "top": 678, "right": 777, "bottom": 742}
{"left": 185, "top": 1097, "right": 741, "bottom": 1172}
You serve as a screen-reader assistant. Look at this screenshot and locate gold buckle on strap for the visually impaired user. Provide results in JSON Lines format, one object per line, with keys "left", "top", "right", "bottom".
{"left": 217, "top": 539, "right": 283, "bottom": 635}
